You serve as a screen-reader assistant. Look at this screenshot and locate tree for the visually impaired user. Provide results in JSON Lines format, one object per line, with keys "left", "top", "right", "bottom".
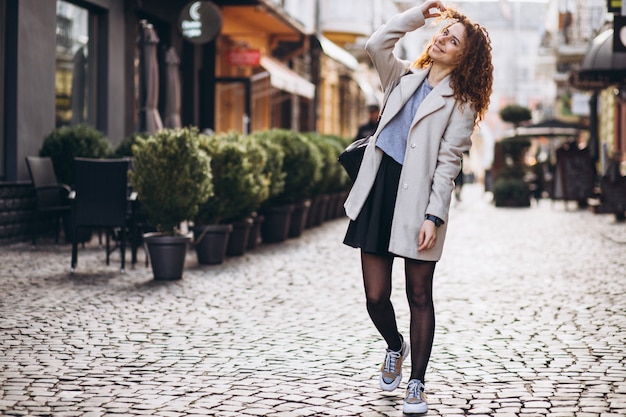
{"left": 499, "top": 104, "right": 532, "bottom": 127}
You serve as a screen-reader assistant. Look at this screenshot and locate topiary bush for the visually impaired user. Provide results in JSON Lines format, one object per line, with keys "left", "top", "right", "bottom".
{"left": 493, "top": 178, "right": 530, "bottom": 207}
{"left": 316, "top": 133, "right": 351, "bottom": 193}
{"left": 249, "top": 131, "right": 285, "bottom": 207}
{"left": 303, "top": 132, "right": 338, "bottom": 198}
{"left": 252, "top": 129, "right": 323, "bottom": 205}
{"left": 499, "top": 104, "right": 532, "bottom": 127}
{"left": 114, "top": 132, "right": 151, "bottom": 157}
{"left": 194, "top": 131, "right": 270, "bottom": 225}
{"left": 129, "top": 127, "right": 213, "bottom": 234}
{"left": 39, "top": 124, "right": 112, "bottom": 185}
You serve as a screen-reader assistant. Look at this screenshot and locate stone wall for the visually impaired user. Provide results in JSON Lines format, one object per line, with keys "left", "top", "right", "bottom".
{"left": 0, "top": 182, "right": 39, "bottom": 244}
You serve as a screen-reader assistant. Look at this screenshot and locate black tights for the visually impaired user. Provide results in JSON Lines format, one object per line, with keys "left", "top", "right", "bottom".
{"left": 361, "top": 250, "right": 436, "bottom": 382}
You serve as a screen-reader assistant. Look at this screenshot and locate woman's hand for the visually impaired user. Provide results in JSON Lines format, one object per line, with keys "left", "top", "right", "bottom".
{"left": 417, "top": 219, "right": 437, "bottom": 252}
{"left": 420, "top": 0, "right": 446, "bottom": 19}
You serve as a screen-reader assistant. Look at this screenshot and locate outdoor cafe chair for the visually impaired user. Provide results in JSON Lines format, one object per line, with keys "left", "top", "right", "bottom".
{"left": 69, "top": 157, "right": 136, "bottom": 273}
{"left": 25, "top": 156, "right": 71, "bottom": 245}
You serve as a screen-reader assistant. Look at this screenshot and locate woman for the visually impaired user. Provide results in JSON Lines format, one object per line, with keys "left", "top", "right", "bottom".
{"left": 343, "top": 0, "right": 493, "bottom": 414}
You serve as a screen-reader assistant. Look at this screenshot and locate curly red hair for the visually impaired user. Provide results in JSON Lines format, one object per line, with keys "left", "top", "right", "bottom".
{"left": 413, "top": 8, "right": 493, "bottom": 123}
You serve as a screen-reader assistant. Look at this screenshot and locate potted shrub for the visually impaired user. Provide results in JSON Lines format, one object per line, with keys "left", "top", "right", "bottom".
{"left": 40, "top": 124, "right": 112, "bottom": 186}
{"left": 39, "top": 124, "right": 112, "bottom": 243}
{"left": 492, "top": 136, "right": 532, "bottom": 207}
{"left": 318, "top": 133, "right": 351, "bottom": 220}
{"left": 248, "top": 132, "right": 285, "bottom": 249}
{"left": 129, "top": 127, "right": 213, "bottom": 279}
{"left": 493, "top": 174, "right": 531, "bottom": 207}
{"left": 303, "top": 132, "right": 347, "bottom": 227}
{"left": 251, "top": 129, "right": 322, "bottom": 243}
{"left": 113, "top": 132, "right": 151, "bottom": 158}
{"left": 193, "top": 132, "right": 269, "bottom": 263}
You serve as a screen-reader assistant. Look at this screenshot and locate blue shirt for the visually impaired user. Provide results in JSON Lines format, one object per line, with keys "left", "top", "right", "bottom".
{"left": 376, "top": 79, "right": 434, "bottom": 164}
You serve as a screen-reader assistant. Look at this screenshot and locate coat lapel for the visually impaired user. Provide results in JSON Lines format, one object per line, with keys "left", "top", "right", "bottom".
{"left": 377, "top": 68, "right": 454, "bottom": 131}
{"left": 413, "top": 74, "right": 454, "bottom": 125}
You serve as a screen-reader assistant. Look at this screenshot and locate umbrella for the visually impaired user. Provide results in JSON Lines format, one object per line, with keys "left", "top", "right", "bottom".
{"left": 502, "top": 119, "right": 582, "bottom": 140}
{"left": 71, "top": 47, "right": 86, "bottom": 125}
{"left": 164, "top": 46, "right": 181, "bottom": 129}
{"left": 138, "top": 20, "right": 163, "bottom": 133}
{"left": 570, "top": 28, "right": 626, "bottom": 89}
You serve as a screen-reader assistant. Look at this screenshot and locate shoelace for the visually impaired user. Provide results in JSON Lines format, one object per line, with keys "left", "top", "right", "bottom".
{"left": 406, "top": 380, "right": 425, "bottom": 402}
{"left": 383, "top": 349, "right": 402, "bottom": 374}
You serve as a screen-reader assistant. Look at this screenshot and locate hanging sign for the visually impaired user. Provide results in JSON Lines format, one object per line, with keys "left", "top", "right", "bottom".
{"left": 607, "top": 0, "right": 621, "bottom": 13}
{"left": 178, "top": 1, "right": 222, "bottom": 44}
{"left": 226, "top": 49, "right": 262, "bottom": 66}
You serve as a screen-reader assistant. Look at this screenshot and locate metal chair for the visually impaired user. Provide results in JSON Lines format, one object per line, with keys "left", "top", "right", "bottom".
{"left": 70, "top": 158, "right": 135, "bottom": 273}
{"left": 25, "top": 156, "right": 71, "bottom": 245}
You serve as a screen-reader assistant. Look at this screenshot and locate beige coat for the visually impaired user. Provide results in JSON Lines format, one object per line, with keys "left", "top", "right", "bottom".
{"left": 344, "top": 6, "right": 475, "bottom": 261}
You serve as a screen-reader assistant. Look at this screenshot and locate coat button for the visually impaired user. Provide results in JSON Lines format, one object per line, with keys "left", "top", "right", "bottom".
{"left": 403, "top": 184, "right": 408, "bottom": 189}
{"left": 411, "top": 143, "right": 416, "bottom": 148}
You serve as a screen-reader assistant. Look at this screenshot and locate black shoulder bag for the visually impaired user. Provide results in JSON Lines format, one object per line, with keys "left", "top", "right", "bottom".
{"left": 338, "top": 77, "right": 398, "bottom": 182}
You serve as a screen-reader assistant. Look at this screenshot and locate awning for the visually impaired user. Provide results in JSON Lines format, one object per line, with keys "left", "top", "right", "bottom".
{"left": 502, "top": 126, "right": 580, "bottom": 139}
{"left": 219, "top": 1, "right": 306, "bottom": 41}
{"left": 318, "top": 35, "right": 359, "bottom": 70}
{"left": 570, "top": 28, "right": 626, "bottom": 89}
{"left": 501, "top": 118, "right": 584, "bottom": 139}
{"left": 314, "top": 36, "right": 380, "bottom": 104}
{"left": 257, "top": 56, "right": 315, "bottom": 99}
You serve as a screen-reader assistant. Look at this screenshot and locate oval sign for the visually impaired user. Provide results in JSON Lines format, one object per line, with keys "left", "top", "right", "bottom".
{"left": 178, "top": 1, "right": 222, "bottom": 44}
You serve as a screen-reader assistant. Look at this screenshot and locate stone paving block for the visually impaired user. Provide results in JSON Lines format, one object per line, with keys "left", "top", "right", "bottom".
{"left": 1, "top": 185, "right": 626, "bottom": 416}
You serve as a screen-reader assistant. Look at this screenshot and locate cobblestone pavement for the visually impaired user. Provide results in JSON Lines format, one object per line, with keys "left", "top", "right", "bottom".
{"left": 1, "top": 184, "right": 625, "bottom": 417}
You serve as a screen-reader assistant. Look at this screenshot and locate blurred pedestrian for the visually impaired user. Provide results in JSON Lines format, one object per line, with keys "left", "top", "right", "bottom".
{"left": 354, "top": 104, "right": 381, "bottom": 141}
{"left": 343, "top": 0, "right": 493, "bottom": 413}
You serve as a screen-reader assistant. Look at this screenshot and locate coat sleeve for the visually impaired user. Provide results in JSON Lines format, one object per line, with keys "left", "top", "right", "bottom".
{"left": 425, "top": 104, "right": 475, "bottom": 222}
{"left": 365, "top": 6, "right": 427, "bottom": 93}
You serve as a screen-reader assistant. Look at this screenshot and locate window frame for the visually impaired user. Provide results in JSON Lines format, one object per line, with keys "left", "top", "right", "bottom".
{"left": 55, "top": 0, "right": 108, "bottom": 133}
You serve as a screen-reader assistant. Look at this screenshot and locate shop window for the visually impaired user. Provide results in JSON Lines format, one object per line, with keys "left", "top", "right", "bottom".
{"left": 216, "top": 80, "right": 250, "bottom": 134}
{"left": 55, "top": 1, "right": 96, "bottom": 127}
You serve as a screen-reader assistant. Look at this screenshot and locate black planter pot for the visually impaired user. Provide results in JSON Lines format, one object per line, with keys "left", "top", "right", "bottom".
{"left": 144, "top": 233, "right": 190, "bottom": 280}
{"left": 318, "top": 194, "right": 331, "bottom": 224}
{"left": 261, "top": 204, "right": 294, "bottom": 243}
{"left": 246, "top": 214, "right": 264, "bottom": 250}
{"left": 288, "top": 199, "right": 311, "bottom": 238}
{"left": 193, "top": 224, "right": 232, "bottom": 265}
{"left": 325, "top": 193, "right": 341, "bottom": 220}
{"left": 331, "top": 192, "right": 348, "bottom": 219}
{"left": 306, "top": 196, "right": 322, "bottom": 229}
{"left": 226, "top": 218, "right": 253, "bottom": 257}
{"left": 337, "top": 191, "right": 349, "bottom": 217}
{"left": 308, "top": 195, "right": 329, "bottom": 227}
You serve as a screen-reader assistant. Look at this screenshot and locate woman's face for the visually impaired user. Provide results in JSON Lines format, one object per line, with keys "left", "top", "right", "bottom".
{"left": 428, "top": 22, "right": 466, "bottom": 69}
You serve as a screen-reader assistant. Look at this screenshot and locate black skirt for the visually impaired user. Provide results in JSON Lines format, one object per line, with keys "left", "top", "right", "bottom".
{"left": 343, "top": 152, "right": 401, "bottom": 256}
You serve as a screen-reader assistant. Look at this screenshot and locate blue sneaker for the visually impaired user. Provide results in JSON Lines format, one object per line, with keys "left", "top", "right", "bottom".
{"left": 378, "top": 338, "right": 409, "bottom": 391}
{"left": 404, "top": 379, "right": 428, "bottom": 414}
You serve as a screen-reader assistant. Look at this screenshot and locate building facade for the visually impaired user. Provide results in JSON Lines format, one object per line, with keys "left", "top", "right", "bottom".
{"left": 1, "top": 0, "right": 385, "bottom": 243}
{"left": 1, "top": 0, "right": 385, "bottom": 184}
